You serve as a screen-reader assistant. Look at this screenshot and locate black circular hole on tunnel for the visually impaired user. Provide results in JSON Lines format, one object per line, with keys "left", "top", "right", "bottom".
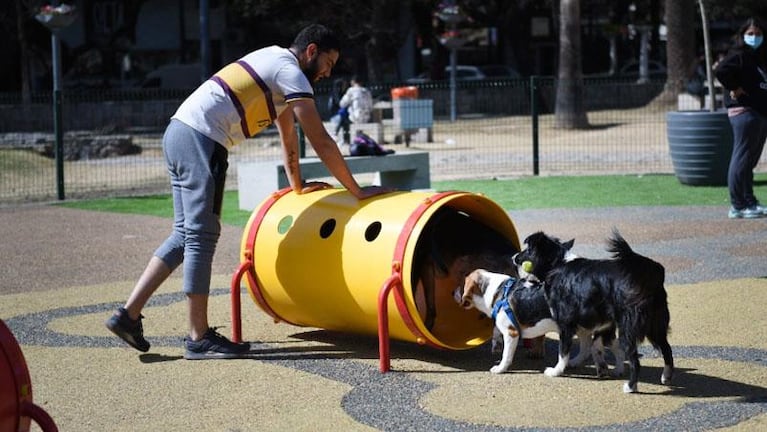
{"left": 319, "top": 219, "right": 336, "bottom": 238}
{"left": 364, "top": 221, "right": 382, "bottom": 242}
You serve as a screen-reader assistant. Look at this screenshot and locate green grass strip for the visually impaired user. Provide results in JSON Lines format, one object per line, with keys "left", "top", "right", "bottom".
{"left": 59, "top": 173, "right": 765, "bottom": 228}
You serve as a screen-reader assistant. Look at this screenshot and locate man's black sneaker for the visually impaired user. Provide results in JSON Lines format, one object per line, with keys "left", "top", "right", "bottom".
{"left": 105, "top": 307, "right": 150, "bottom": 352}
{"left": 184, "top": 327, "right": 250, "bottom": 360}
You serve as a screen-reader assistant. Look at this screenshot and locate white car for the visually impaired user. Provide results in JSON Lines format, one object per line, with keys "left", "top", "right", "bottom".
{"left": 406, "top": 64, "right": 521, "bottom": 83}
{"left": 618, "top": 60, "right": 667, "bottom": 79}
{"left": 141, "top": 63, "right": 204, "bottom": 89}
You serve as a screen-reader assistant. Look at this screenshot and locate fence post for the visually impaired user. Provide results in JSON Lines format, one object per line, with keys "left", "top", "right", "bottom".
{"left": 52, "top": 34, "right": 65, "bottom": 200}
{"left": 530, "top": 75, "right": 540, "bottom": 176}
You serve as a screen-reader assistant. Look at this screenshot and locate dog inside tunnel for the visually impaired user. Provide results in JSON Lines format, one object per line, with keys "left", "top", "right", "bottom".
{"left": 410, "top": 205, "right": 520, "bottom": 333}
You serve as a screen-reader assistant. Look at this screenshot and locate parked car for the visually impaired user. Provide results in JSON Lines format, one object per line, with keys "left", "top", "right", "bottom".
{"left": 477, "top": 64, "right": 522, "bottom": 79}
{"left": 618, "top": 60, "right": 667, "bottom": 79}
{"left": 141, "top": 63, "right": 204, "bottom": 89}
{"left": 586, "top": 60, "right": 667, "bottom": 81}
{"left": 406, "top": 64, "right": 521, "bottom": 83}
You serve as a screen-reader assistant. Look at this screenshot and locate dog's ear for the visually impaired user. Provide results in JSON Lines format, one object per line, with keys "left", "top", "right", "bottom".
{"left": 524, "top": 232, "right": 543, "bottom": 246}
{"left": 461, "top": 270, "right": 482, "bottom": 308}
{"left": 563, "top": 239, "right": 575, "bottom": 250}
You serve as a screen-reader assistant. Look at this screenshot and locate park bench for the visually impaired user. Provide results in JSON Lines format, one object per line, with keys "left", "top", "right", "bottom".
{"left": 237, "top": 151, "right": 431, "bottom": 211}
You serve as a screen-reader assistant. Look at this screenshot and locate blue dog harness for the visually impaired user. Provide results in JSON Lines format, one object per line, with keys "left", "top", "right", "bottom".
{"left": 491, "top": 278, "right": 521, "bottom": 332}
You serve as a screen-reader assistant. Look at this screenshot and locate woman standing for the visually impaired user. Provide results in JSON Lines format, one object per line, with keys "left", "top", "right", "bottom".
{"left": 715, "top": 17, "right": 767, "bottom": 219}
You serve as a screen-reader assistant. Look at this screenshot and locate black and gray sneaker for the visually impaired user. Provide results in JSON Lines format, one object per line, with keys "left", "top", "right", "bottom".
{"left": 105, "top": 307, "right": 150, "bottom": 352}
{"left": 184, "top": 327, "right": 250, "bottom": 360}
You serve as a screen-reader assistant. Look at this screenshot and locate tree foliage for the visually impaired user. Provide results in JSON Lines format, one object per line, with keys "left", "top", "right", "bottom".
{"left": 707, "top": 0, "right": 767, "bottom": 20}
{"left": 225, "top": 0, "right": 414, "bottom": 81}
{"left": 5, "top": 0, "right": 767, "bottom": 101}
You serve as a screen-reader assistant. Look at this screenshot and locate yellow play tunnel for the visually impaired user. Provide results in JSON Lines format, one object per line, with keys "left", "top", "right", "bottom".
{"left": 237, "top": 188, "right": 519, "bottom": 352}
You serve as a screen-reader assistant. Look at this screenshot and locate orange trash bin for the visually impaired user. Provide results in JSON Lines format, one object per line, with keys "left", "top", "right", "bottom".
{"left": 390, "top": 86, "right": 419, "bottom": 100}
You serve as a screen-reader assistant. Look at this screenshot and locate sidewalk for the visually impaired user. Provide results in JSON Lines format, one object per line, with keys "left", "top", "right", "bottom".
{"left": 1, "top": 204, "right": 766, "bottom": 431}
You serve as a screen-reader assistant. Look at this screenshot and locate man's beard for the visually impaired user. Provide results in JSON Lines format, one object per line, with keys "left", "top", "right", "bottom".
{"left": 302, "top": 54, "right": 320, "bottom": 83}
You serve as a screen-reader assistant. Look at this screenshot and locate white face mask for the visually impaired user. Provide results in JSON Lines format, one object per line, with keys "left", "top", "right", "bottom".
{"left": 744, "top": 34, "right": 763, "bottom": 49}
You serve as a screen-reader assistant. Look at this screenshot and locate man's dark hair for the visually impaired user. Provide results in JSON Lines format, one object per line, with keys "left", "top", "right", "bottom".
{"left": 291, "top": 24, "right": 340, "bottom": 54}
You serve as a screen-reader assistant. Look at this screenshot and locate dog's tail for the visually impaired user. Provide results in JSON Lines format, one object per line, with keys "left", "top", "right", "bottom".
{"left": 606, "top": 228, "right": 635, "bottom": 261}
{"left": 606, "top": 229, "right": 657, "bottom": 269}
{"left": 607, "top": 228, "right": 666, "bottom": 307}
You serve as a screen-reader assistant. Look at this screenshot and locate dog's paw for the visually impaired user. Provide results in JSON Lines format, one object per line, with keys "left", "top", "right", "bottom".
{"left": 623, "top": 382, "right": 638, "bottom": 393}
{"left": 544, "top": 367, "right": 563, "bottom": 377}
{"left": 490, "top": 365, "right": 507, "bottom": 374}
{"left": 661, "top": 366, "right": 673, "bottom": 385}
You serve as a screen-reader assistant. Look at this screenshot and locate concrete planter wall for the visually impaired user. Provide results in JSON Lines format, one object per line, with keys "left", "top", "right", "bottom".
{"left": 666, "top": 110, "right": 733, "bottom": 186}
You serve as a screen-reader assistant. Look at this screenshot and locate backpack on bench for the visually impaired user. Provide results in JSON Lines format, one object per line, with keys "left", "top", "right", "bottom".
{"left": 350, "top": 131, "right": 394, "bottom": 156}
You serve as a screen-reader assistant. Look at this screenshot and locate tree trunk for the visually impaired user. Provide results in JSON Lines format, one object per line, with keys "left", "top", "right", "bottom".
{"left": 360, "top": 0, "right": 413, "bottom": 82}
{"left": 555, "top": 0, "right": 589, "bottom": 129}
{"left": 653, "top": 0, "right": 696, "bottom": 107}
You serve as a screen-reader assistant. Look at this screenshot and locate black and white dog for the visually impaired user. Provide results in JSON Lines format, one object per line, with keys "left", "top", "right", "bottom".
{"left": 455, "top": 269, "right": 597, "bottom": 374}
{"left": 514, "top": 229, "right": 674, "bottom": 393}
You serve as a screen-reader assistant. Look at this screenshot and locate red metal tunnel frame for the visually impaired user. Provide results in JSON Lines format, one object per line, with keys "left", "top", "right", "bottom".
{"left": 1, "top": 319, "right": 59, "bottom": 432}
{"left": 230, "top": 189, "right": 462, "bottom": 372}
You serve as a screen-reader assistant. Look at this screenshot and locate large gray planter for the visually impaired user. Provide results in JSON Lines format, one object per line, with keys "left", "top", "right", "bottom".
{"left": 666, "top": 110, "right": 733, "bottom": 186}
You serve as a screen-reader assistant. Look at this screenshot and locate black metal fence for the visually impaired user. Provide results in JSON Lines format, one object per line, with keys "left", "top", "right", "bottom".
{"left": 0, "top": 78, "right": 755, "bottom": 205}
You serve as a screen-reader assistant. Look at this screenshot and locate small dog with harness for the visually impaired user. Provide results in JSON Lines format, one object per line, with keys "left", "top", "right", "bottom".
{"left": 455, "top": 268, "right": 597, "bottom": 374}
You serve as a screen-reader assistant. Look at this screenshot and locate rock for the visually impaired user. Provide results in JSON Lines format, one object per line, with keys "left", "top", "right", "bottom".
{"left": 39, "top": 135, "right": 142, "bottom": 161}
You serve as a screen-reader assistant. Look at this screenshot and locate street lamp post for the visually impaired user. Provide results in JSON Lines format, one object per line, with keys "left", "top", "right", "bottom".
{"left": 436, "top": 3, "right": 467, "bottom": 122}
{"left": 51, "top": 31, "right": 64, "bottom": 199}
{"left": 35, "top": 2, "right": 77, "bottom": 200}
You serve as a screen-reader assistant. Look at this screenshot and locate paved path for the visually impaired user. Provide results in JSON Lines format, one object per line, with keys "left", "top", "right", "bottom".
{"left": 1, "top": 203, "right": 766, "bottom": 431}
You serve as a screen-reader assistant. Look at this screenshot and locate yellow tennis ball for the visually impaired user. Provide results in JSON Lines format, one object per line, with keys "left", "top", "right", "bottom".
{"left": 521, "top": 260, "right": 534, "bottom": 273}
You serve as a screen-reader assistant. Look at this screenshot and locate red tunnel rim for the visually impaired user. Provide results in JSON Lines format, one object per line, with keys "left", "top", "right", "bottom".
{"left": 390, "top": 190, "right": 466, "bottom": 348}
{"left": 1, "top": 318, "right": 34, "bottom": 409}
{"left": 242, "top": 187, "right": 294, "bottom": 324}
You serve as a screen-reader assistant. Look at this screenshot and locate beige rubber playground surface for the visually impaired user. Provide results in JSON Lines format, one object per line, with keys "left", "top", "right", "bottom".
{"left": 1, "top": 203, "right": 766, "bottom": 431}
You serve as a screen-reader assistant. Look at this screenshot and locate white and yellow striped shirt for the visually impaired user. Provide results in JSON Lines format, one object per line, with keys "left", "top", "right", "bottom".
{"left": 172, "top": 46, "right": 313, "bottom": 148}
